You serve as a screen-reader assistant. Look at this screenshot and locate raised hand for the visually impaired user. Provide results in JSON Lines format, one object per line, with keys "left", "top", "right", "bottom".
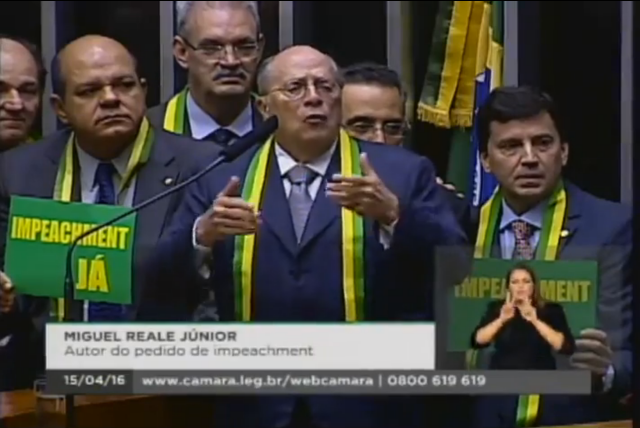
{"left": 499, "top": 292, "right": 515, "bottom": 322}
{"left": 519, "top": 298, "right": 537, "bottom": 322}
{"left": 195, "top": 176, "right": 261, "bottom": 247}
{"left": 326, "top": 153, "right": 399, "bottom": 225}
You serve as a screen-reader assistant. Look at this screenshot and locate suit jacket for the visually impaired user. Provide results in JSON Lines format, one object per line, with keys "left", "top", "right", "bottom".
{"left": 467, "top": 182, "right": 632, "bottom": 427}
{"left": 150, "top": 141, "right": 469, "bottom": 428}
{"left": 0, "top": 126, "right": 221, "bottom": 390}
{"left": 146, "top": 96, "right": 263, "bottom": 140}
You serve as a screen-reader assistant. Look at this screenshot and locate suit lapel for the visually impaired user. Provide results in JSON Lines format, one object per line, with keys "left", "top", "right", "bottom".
{"left": 251, "top": 102, "right": 264, "bottom": 129}
{"left": 260, "top": 149, "right": 298, "bottom": 256}
{"left": 43, "top": 130, "right": 75, "bottom": 199}
{"left": 132, "top": 134, "right": 178, "bottom": 247}
{"left": 558, "top": 185, "right": 580, "bottom": 256}
{"left": 299, "top": 149, "right": 341, "bottom": 251}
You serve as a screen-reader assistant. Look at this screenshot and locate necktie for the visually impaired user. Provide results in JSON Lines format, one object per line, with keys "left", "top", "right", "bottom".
{"left": 206, "top": 128, "right": 238, "bottom": 147}
{"left": 88, "top": 162, "right": 125, "bottom": 322}
{"left": 511, "top": 220, "right": 535, "bottom": 260}
{"left": 286, "top": 165, "right": 316, "bottom": 242}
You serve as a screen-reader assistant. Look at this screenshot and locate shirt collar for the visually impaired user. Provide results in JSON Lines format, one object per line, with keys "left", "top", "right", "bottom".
{"left": 186, "top": 91, "right": 254, "bottom": 139}
{"left": 275, "top": 141, "right": 337, "bottom": 178}
{"left": 500, "top": 198, "right": 545, "bottom": 231}
{"left": 75, "top": 142, "right": 133, "bottom": 190}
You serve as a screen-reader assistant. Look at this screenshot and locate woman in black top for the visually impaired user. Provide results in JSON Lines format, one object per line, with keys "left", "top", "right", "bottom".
{"left": 470, "top": 263, "right": 575, "bottom": 370}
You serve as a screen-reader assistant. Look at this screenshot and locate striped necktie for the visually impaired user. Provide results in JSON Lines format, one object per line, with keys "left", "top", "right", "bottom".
{"left": 511, "top": 220, "right": 535, "bottom": 260}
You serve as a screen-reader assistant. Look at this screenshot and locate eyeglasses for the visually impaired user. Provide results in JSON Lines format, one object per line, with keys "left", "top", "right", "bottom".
{"left": 183, "top": 38, "right": 260, "bottom": 60}
{"left": 270, "top": 79, "right": 340, "bottom": 101}
{"left": 344, "top": 121, "right": 407, "bottom": 138}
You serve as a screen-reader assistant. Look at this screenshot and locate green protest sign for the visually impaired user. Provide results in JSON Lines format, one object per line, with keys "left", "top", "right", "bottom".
{"left": 447, "top": 258, "right": 598, "bottom": 352}
{"left": 4, "top": 196, "right": 136, "bottom": 304}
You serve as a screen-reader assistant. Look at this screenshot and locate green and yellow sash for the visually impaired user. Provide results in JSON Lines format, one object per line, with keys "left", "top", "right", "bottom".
{"left": 232, "top": 129, "right": 365, "bottom": 322}
{"left": 473, "top": 182, "right": 567, "bottom": 427}
{"left": 162, "top": 88, "right": 259, "bottom": 135}
{"left": 163, "top": 89, "right": 189, "bottom": 134}
{"left": 50, "top": 118, "right": 155, "bottom": 321}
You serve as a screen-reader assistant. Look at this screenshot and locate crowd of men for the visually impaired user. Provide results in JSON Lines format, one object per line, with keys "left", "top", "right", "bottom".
{"left": 0, "top": 2, "right": 631, "bottom": 428}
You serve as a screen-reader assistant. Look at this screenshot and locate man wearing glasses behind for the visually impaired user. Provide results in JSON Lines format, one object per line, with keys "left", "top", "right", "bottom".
{"left": 340, "top": 63, "right": 407, "bottom": 146}
{"left": 148, "top": 1, "right": 264, "bottom": 148}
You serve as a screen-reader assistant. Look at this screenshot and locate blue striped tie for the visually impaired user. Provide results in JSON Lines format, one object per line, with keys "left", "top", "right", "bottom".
{"left": 87, "top": 162, "right": 125, "bottom": 321}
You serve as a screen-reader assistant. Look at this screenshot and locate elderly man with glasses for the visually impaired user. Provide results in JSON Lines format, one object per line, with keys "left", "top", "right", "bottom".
{"left": 147, "top": 1, "right": 264, "bottom": 147}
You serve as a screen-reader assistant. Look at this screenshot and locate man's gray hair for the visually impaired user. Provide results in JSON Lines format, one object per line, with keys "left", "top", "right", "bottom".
{"left": 175, "top": 1, "right": 261, "bottom": 37}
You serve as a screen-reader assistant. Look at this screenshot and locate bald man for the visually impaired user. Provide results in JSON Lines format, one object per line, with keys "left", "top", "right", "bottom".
{"left": 151, "top": 45, "right": 469, "bottom": 428}
{"left": 0, "top": 35, "right": 45, "bottom": 151}
{"left": 0, "top": 35, "right": 220, "bottom": 389}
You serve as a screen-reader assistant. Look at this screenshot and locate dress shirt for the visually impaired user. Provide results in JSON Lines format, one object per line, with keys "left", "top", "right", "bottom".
{"left": 498, "top": 198, "right": 615, "bottom": 390}
{"left": 186, "top": 92, "right": 254, "bottom": 140}
{"left": 192, "top": 142, "right": 395, "bottom": 278}
{"left": 498, "top": 199, "right": 544, "bottom": 259}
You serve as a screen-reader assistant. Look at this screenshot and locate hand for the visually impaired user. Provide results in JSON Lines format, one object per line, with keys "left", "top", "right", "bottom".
{"left": 0, "top": 271, "right": 15, "bottom": 314}
{"left": 570, "top": 328, "right": 613, "bottom": 377}
{"left": 499, "top": 292, "right": 515, "bottom": 322}
{"left": 195, "top": 176, "right": 261, "bottom": 247}
{"left": 326, "top": 153, "right": 399, "bottom": 225}
{"left": 436, "top": 177, "right": 464, "bottom": 198}
{"left": 518, "top": 299, "right": 537, "bottom": 322}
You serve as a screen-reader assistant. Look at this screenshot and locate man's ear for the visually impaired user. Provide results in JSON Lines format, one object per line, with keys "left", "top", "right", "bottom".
{"left": 50, "top": 94, "right": 69, "bottom": 124}
{"left": 140, "top": 77, "right": 148, "bottom": 97}
{"left": 255, "top": 96, "right": 270, "bottom": 119}
{"left": 173, "top": 36, "right": 189, "bottom": 70}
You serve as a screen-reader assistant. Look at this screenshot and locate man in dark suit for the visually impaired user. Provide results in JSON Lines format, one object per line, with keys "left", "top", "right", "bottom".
{"left": 0, "top": 35, "right": 47, "bottom": 151}
{"left": 150, "top": 45, "right": 469, "bottom": 428}
{"left": 0, "top": 35, "right": 220, "bottom": 389}
{"left": 147, "top": 1, "right": 264, "bottom": 146}
{"left": 466, "top": 86, "right": 631, "bottom": 427}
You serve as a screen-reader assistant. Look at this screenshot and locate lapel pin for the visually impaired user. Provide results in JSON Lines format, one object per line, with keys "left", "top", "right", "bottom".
{"left": 560, "top": 230, "right": 569, "bottom": 237}
{"left": 164, "top": 177, "right": 174, "bottom": 186}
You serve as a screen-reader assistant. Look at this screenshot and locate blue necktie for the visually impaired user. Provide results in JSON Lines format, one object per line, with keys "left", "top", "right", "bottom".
{"left": 206, "top": 128, "right": 238, "bottom": 147}
{"left": 87, "top": 162, "right": 125, "bottom": 322}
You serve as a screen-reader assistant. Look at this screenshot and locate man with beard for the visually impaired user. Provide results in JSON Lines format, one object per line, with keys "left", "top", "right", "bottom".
{"left": 0, "top": 35, "right": 46, "bottom": 151}
{"left": 147, "top": 1, "right": 264, "bottom": 148}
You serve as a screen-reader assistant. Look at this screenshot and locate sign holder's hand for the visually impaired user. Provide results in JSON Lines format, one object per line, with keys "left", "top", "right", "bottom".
{"left": 326, "top": 153, "right": 399, "bottom": 225}
{"left": 196, "top": 176, "right": 261, "bottom": 247}
{"left": 0, "top": 271, "right": 15, "bottom": 314}
{"left": 570, "top": 328, "right": 613, "bottom": 377}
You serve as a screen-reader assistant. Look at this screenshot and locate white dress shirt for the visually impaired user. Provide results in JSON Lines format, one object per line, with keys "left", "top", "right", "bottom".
{"left": 186, "top": 92, "right": 254, "bottom": 140}
{"left": 192, "top": 142, "right": 395, "bottom": 278}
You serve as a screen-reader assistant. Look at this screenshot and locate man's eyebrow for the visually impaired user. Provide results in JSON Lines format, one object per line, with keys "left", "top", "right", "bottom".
{"left": 345, "top": 116, "right": 375, "bottom": 124}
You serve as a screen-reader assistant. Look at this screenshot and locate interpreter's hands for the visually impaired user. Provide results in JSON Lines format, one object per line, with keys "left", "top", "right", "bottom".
{"left": 195, "top": 176, "right": 261, "bottom": 247}
{"left": 0, "top": 271, "right": 15, "bottom": 314}
{"left": 326, "top": 153, "right": 399, "bottom": 225}
{"left": 499, "top": 292, "right": 515, "bottom": 322}
{"left": 436, "top": 177, "right": 464, "bottom": 198}
{"left": 518, "top": 298, "right": 537, "bottom": 322}
{"left": 570, "top": 328, "right": 613, "bottom": 377}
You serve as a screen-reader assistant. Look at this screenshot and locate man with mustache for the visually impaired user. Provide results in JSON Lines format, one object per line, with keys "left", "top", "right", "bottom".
{"left": 147, "top": 1, "right": 264, "bottom": 147}
{"left": 0, "top": 35, "right": 220, "bottom": 389}
{"left": 467, "top": 86, "right": 631, "bottom": 427}
{"left": 0, "top": 35, "right": 46, "bottom": 151}
{"left": 149, "top": 45, "right": 469, "bottom": 428}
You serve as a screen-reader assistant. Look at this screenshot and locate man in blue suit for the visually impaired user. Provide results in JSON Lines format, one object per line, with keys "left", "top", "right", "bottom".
{"left": 467, "top": 86, "right": 632, "bottom": 427}
{"left": 152, "top": 45, "right": 469, "bottom": 428}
